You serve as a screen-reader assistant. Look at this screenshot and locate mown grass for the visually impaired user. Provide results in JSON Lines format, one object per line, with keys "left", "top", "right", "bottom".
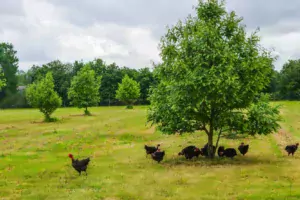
{"left": 0, "top": 102, "right": 300, "bottom": 200}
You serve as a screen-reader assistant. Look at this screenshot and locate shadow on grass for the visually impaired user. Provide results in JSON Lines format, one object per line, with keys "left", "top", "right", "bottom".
{"left": 161, "top": 155, "right": 283, "bottom": 167}
{"left": 221, "top": 133, "right": 253, "bottom": 140}
{"left": 30, "top": 117, "right": 68, "bottom": 124}
{"left": 69, "top": 114, "right": 97, "bottom": 117}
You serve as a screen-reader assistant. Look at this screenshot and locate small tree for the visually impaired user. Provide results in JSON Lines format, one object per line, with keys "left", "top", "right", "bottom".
{"left": 147, "top": 0, "right": 281, "bottom": 158}
{"left": 68, "top": 64, "right": 101, "bottom": 115}
{"left": 116, "top": 74, "right": 140, "bottom": 109}
{"left": 25, "top": 72, "right": 62, "bottom": 122}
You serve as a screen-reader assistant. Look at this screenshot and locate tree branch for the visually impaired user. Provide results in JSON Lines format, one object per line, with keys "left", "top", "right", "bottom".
{"left": 199, "top": 124, "right": 209, "bottom": 135}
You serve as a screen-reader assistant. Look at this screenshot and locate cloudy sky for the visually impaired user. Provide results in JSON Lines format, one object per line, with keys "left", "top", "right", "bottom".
{"left": 1, "top": 0, "right": 300, "bottom": 71}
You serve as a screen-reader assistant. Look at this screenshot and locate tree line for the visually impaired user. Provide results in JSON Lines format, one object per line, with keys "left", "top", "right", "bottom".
{"left": 0, "top": 44, "right": 157, "bottom": 108}
{"left": 0, "top": 43, "right": 300, "bottom": 110}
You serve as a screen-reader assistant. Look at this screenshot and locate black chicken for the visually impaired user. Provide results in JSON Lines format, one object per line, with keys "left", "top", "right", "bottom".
{"left": 68, "top": 154, "right": 90, "bottom": 175}
{"left": 217, "top": 146, "right": 225, "bottom": 157}
{"left": 151, "top": 149, "right": 165, "bottom": 163}
{"left": 285, "top": 143, "right": 299, "bottom": 156}
{"left": 178, "top": 145, "right": 201, "bottom": 159}
{"left": 217, "top": 146, "right": 237, "bottom": 158}
{"left": 144, "top": 144, "right": 160, "bottom": 157}
{"left": 238, "top": 142, "right": 249, "bottom": 156}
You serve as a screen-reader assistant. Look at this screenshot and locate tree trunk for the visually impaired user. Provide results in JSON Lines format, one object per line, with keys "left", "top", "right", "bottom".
{"left": 44, "top": 113, "right": 50, "bottom": 122}
{"left": 215, "top": 128, "right": 222, "bottom": 152}
{"left": 84, "top": 107, "right": 89, "bottom": 115}
{"left": 207, "top": 132, "right": 214, "bottom": 159}
{"left": 207, "top": 116, "right": 215, "bottom": 159}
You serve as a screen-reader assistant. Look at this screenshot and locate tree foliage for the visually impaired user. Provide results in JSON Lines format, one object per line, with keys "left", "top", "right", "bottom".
{"left": 278, "top": 59, "right": 300, "bottom": 100}
{"left": 136, "top": 68, "right": 156, "bottom": 104}
{"left": 25, "top": 72, "right": 62, "bottom": 121}
{"left": 0, "top": 43, "right": 19, "bottom": 105}
{"left": 246, "top": 95, "right": 281, "bottom": 135}
{"left": 0, "top": 67, "right": 6, "bottom": 91}
{"left": 147, "top": 0, "right": 280, "bottom": 158}
{"left": 68, "top": 64, "right": 101, "bottom": 115}
{"left": 116, "top": 74, "right": 141, "bottom": 108}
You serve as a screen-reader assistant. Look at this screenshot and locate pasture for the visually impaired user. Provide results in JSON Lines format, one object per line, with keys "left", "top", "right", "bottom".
{"left": 0, "top": 101, "right": 300, "bottom": 200}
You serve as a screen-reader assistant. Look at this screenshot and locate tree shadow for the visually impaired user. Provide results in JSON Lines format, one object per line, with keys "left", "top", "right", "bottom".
{"left": 161, "top": 155, "right": 283, "bottom": 167}
{"left": 221, "top": 133, "right": 252, "bottom": 140}
{"left": 69, "top": 114, "right": 97, "bottom": 117}
{"left": 30, "top": 117, "right": 68, "bottom": 124}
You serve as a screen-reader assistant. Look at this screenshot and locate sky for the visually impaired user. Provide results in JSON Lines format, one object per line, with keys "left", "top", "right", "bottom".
{"left": 1, "top": 0, "right": 300, "bottom": 71}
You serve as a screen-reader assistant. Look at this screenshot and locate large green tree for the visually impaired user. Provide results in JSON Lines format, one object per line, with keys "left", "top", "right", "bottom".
{"left": 0, "top": 43, "right": 19, "bottom": 102}
{"left": 68, "top": 64, "right": 101, "bottom": 115}
{"left": 26, "top": 72, "right": 62, "bottom": 121}
{"left": 147, "top": 0, "right": 281, "bottom": 158}
{"left": 116, "top": 74, "right": 141, "bottom": 109}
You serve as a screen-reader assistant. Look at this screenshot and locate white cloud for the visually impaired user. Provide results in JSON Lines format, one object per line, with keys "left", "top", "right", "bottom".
{"left": 1, "top": 0, "right": 300, "bottom": 71}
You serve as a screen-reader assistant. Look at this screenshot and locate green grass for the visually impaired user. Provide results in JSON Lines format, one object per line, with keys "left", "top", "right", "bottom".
{"left": 0, "top": 102, "right": 300, "bottom": 200}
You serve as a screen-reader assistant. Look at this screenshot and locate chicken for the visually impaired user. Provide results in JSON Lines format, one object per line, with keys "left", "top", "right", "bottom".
{"left": 151, "top": 149, "right": 165, "bottom": 163}
{"left": 238, "top": 142, "right": 249, "bottom": 156}
{"left": 68, "top": 153, "right": 90, "bottom": 175}
{"left": 217, "top": 146, "right": 237, "bottom": 158}
{"left": 178, "top": 145, "right": 201, "bottom": 159}
{"left": 144, "top": 144, "right": 160, "bottom": 157}
{"left": 217, "top": 146, "right": 225, "bottom": 157}
{"left": 285, "top": 143, "right": 299, "bottom": 156}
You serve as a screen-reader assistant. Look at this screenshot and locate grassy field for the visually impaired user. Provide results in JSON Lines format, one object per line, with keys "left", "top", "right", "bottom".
{"left": 0, "top": 102, "right": 300, "bottom": 200}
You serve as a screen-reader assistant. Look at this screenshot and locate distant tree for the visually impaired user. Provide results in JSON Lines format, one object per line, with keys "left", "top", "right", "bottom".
{"left": 116, "top": 74, "right": 140, "bottom": 109}
{"left": 27, "top": 61, "right": 73, "bottom": 106}
{"left": 42, "top": 60, "right": 73, "bottom": 107}
{"left": 99, "top": 63, "right": 123, "bottom": 106}
{"left": 121, "top": 67, "right": 139, "bottom": 80}
{"left": 136, "top": 67, "right": 156, "bottom": 104}
{"left": 25, "top": 72, "right": 62, "bottom": 122}
{"left": 68, "top": 64, "right": 101, "bottom": 115}
{"left": 0, "top": 43, "right": 19, "bottom": 105}
{"left": 278, "top": 59, "right": 300, "bottom": 100}
{"left": 0, "top": 67, "right": 6, "bottom": 91}
{"left": 147, "top": 0, "right": 281, "bottom": 158}
{"left": 16, "top": 70, "right": 30, "bottom": 86}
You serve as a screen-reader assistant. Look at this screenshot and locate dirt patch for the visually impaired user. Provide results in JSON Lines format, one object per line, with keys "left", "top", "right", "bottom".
{"left": 0, "top": 125, "right": 17, "bottom": 131}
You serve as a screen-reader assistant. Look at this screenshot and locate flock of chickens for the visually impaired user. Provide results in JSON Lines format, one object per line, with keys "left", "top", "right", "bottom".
{"left": 67, "top": 142, "right": 299, "bottom": 176}
{"left": 144, "top": 142, "right": 250, "bottom": 163}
